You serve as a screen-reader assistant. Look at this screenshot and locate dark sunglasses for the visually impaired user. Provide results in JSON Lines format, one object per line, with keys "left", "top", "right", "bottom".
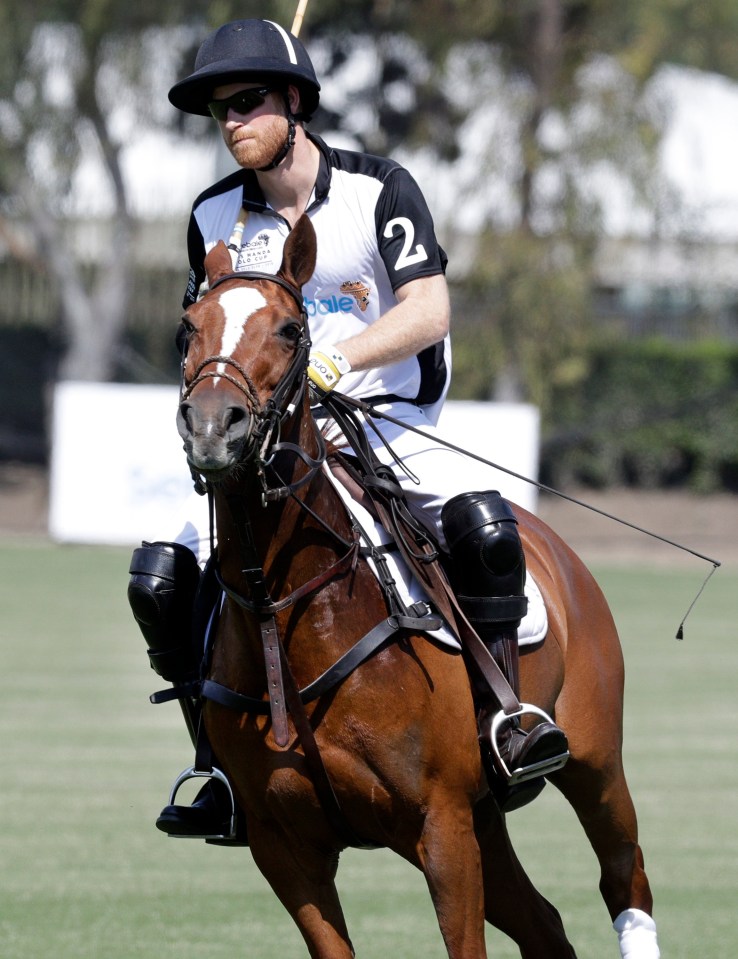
{"left": 208, "top": 87, "right": 277, "bottom": 121}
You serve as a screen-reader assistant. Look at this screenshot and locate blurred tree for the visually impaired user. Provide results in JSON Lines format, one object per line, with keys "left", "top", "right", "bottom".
{"left": 2, "top": 0, "right": 738, "bottom": 390}
{"left": 0, "top": 0, "right": 295, "bottom": 381}
{"left": 448, "top": 3, "right": 639, "bottom": 405}
{"left": 303, "top": 0, "right": 738, "bottom": 407}
{"left": 423, "top": 0, "right": 738, "bottom": 406}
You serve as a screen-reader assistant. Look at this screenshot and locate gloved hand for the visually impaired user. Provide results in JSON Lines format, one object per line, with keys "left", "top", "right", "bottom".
{"left": 307, "top": 346, "right": 352, "bottom": 394}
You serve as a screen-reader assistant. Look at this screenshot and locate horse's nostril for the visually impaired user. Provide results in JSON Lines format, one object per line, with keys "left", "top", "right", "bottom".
{"left": 226, "top": 406, "right": 248, "bottom": 433}
{"left": 179, "top": 404, "right": 192, "bottom": 431}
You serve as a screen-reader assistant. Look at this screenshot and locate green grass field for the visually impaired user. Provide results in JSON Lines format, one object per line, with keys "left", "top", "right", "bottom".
{"left": 1, "top": 537, "right": 736, "bottom": 958}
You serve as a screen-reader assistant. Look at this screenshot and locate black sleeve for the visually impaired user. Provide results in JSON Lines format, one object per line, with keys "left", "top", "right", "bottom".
{"left": 374, "top": 167, "right": 448, "bottom": 291}
{"left": 182, "top": 211, "right": 207, "bottom": 309}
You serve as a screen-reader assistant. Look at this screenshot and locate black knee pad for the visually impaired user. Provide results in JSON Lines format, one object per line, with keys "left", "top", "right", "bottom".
{"left": 442, "top": 491, "right": 525, "bottom": 593}
{"left": 441, "top": 491, "right": 527, "bottom": 628}
{"left": 128, "top": 541, "right": 201, "bottom": 682}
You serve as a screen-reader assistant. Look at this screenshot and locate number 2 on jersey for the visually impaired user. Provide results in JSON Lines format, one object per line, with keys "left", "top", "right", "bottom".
{"left": 384, "top": 217, "right": 428, "bottom": 270}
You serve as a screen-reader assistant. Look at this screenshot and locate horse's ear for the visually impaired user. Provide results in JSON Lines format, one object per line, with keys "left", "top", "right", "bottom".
{"left": 204, "top": 240, "right": 235, "bottom": 287}
{"left": 279, "top": 214, "right": 317, "bottom": 290}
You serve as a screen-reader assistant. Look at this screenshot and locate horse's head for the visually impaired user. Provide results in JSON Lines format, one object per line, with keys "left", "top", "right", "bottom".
{"left": 177, "top": 214, "right": 317, "bottom": 483}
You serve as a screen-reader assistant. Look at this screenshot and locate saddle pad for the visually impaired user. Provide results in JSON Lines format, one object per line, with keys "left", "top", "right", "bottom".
{"left": 325, "top": 465, "right": 548, "bottom": 650}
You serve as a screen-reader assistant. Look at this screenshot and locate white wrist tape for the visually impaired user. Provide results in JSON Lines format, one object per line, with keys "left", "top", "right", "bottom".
{"left": 307, "top": 346, "right": 352, "bottom": 393}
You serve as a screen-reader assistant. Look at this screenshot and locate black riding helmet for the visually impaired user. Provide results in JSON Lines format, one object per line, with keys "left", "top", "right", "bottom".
{"left": 168, "top": 19, "right": 321, "bottom": 121}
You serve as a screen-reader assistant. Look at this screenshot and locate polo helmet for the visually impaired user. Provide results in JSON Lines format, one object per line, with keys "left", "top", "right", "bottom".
{"left": 168, "top": 19, "right": 321, "bottom": 120}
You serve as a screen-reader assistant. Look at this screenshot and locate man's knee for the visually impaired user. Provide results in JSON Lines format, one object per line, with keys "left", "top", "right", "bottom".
{"left": 441, "top": 491, "right": 527, "bottom": 630}
{"left": 442, "top": 491, "right": 525, "bottom": 591}
{"left": 127, "top": 541, "right": 201, "bottom": 682}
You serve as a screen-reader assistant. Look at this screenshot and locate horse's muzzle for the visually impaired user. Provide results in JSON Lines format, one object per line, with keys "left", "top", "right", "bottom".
{"left": 177, "top": 395, "right": 255, "bottom": 479}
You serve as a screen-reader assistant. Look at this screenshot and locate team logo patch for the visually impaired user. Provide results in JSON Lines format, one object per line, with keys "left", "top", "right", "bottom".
{"left": 340, "top": 280, "right": 371, "bottom": 313}
{"left": 236, "top": 233, "right": 273, "bottom": 270}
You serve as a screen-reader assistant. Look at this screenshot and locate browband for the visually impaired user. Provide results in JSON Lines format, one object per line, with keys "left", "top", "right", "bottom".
{"left": 208, "top": 270, "right": 306, "bottom": 315}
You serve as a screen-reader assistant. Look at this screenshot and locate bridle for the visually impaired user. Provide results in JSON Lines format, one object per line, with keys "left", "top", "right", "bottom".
{"left": 180, "top": 269, "right": 327, "bottom": 503}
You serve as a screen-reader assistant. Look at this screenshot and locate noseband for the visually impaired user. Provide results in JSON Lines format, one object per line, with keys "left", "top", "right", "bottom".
{"left": 181, "top": 270, "right": 326, "bottom": 502}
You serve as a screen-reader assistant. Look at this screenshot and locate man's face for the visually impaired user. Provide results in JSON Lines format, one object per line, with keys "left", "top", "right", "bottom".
{"left": 211, "top": 82, "right": 289, "bottom": 170}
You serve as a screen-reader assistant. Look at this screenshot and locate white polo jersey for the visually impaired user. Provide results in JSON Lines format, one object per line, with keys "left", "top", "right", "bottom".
{"left": 174, "top": 136, "right": 548, "bottom": 640}
{"left": 183, "top": 133, "right": 451, "bottom": 418}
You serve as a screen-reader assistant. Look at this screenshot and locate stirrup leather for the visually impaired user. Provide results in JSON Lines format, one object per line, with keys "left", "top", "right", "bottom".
{"left": 166, "top": 766, "right": 237, "bottom": 841}
{"left": 487, "top": 704, "right": 570, "bottom": 786}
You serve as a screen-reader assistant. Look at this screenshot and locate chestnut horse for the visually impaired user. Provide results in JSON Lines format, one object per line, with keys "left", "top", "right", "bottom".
{"left": 174, "top": 214, "right": 659, "bottom": 959}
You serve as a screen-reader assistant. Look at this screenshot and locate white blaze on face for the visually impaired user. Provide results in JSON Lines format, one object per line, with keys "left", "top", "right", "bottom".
{"left": 215, "top": 286, "right": 268, "bottom": 381}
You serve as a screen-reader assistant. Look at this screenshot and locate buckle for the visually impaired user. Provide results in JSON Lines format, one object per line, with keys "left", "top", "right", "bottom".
{"left": 166, "top": 765, "right": 237, "bottom": 841}
{"left": 487, "top": 704, "right": 570, "bottom": 786}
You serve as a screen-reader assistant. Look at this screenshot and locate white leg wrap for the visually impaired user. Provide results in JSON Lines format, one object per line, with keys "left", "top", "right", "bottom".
{"left": 613, "top": 909, "right": 660, "bottom": 959}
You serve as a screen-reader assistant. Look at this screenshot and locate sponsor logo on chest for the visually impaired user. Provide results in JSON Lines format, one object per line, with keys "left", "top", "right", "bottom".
{"left": 340, "top": 281, "right": 371, "bottom": 312}
{"left": 235, "top": 233, "right": 275, "bottom": 271}
{"left": 304, "top": 281, "right": 372, "bottom": 317}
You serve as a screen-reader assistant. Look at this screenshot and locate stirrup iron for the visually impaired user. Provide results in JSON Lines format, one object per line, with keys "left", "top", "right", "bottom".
{"left": 488, "top": 704, "right": 570, "bottom": 786}
{"left": 166, "top": 766, "right": 237, "bottom": 841}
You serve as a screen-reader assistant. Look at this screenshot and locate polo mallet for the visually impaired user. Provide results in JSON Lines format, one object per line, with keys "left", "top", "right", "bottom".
{"left": 291, "top": 0, "right": 309, "bottom": 36}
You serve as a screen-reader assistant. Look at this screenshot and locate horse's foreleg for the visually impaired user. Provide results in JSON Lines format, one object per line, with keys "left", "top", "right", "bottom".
{"left": 248, "top": 821, "right": 354, "bottom": 959}
{"left": 473, "top": 797, "right": 578, "bottom": 959}
{"left": 415, "top": 803, "right": 488, "bottom": 959}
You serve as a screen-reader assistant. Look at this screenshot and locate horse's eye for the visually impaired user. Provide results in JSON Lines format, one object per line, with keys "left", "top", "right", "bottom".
{"left": 177, "top": 315, "right": 198, "bottom": 354}
{"left": 279, "top": 322, "right": 302, "bottom": 344}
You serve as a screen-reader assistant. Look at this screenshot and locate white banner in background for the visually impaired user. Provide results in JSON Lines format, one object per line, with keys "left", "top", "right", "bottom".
{"left": 49, "top": 382, "right": 539, "bottom": 545}
{"left": 49, "top": 382, "right": 192, "bottom": 546}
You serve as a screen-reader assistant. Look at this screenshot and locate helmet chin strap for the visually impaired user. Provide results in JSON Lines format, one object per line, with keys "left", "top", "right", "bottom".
{"left": 257, "top": 94, "right": 297, "bottom": 172}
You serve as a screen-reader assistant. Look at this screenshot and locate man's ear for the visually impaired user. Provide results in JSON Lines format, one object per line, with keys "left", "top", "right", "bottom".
{"left": 286, "top": 83, "right": 302, "bottom": 116}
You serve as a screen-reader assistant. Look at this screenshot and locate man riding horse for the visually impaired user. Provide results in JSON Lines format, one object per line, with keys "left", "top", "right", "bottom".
{"left": 128, "top": 18, "right": 569, "bottom": 839}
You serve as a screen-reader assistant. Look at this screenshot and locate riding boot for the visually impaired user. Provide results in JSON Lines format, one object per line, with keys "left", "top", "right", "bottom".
{"left": 128, "top": 541, "right": 248, "bottom": 844}
{"left": 441, "top": 492, "right": 569, "bottom": 812}
{"left": 477, "top": 631, "right": 568, "bottom": 811}
{"left": 156, "top": 778, "right": 248, "bottom": 846}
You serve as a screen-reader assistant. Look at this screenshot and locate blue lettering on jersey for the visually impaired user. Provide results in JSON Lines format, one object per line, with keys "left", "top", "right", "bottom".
{"left": 304, "top": 295, "right": 355, "bottom": 317}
